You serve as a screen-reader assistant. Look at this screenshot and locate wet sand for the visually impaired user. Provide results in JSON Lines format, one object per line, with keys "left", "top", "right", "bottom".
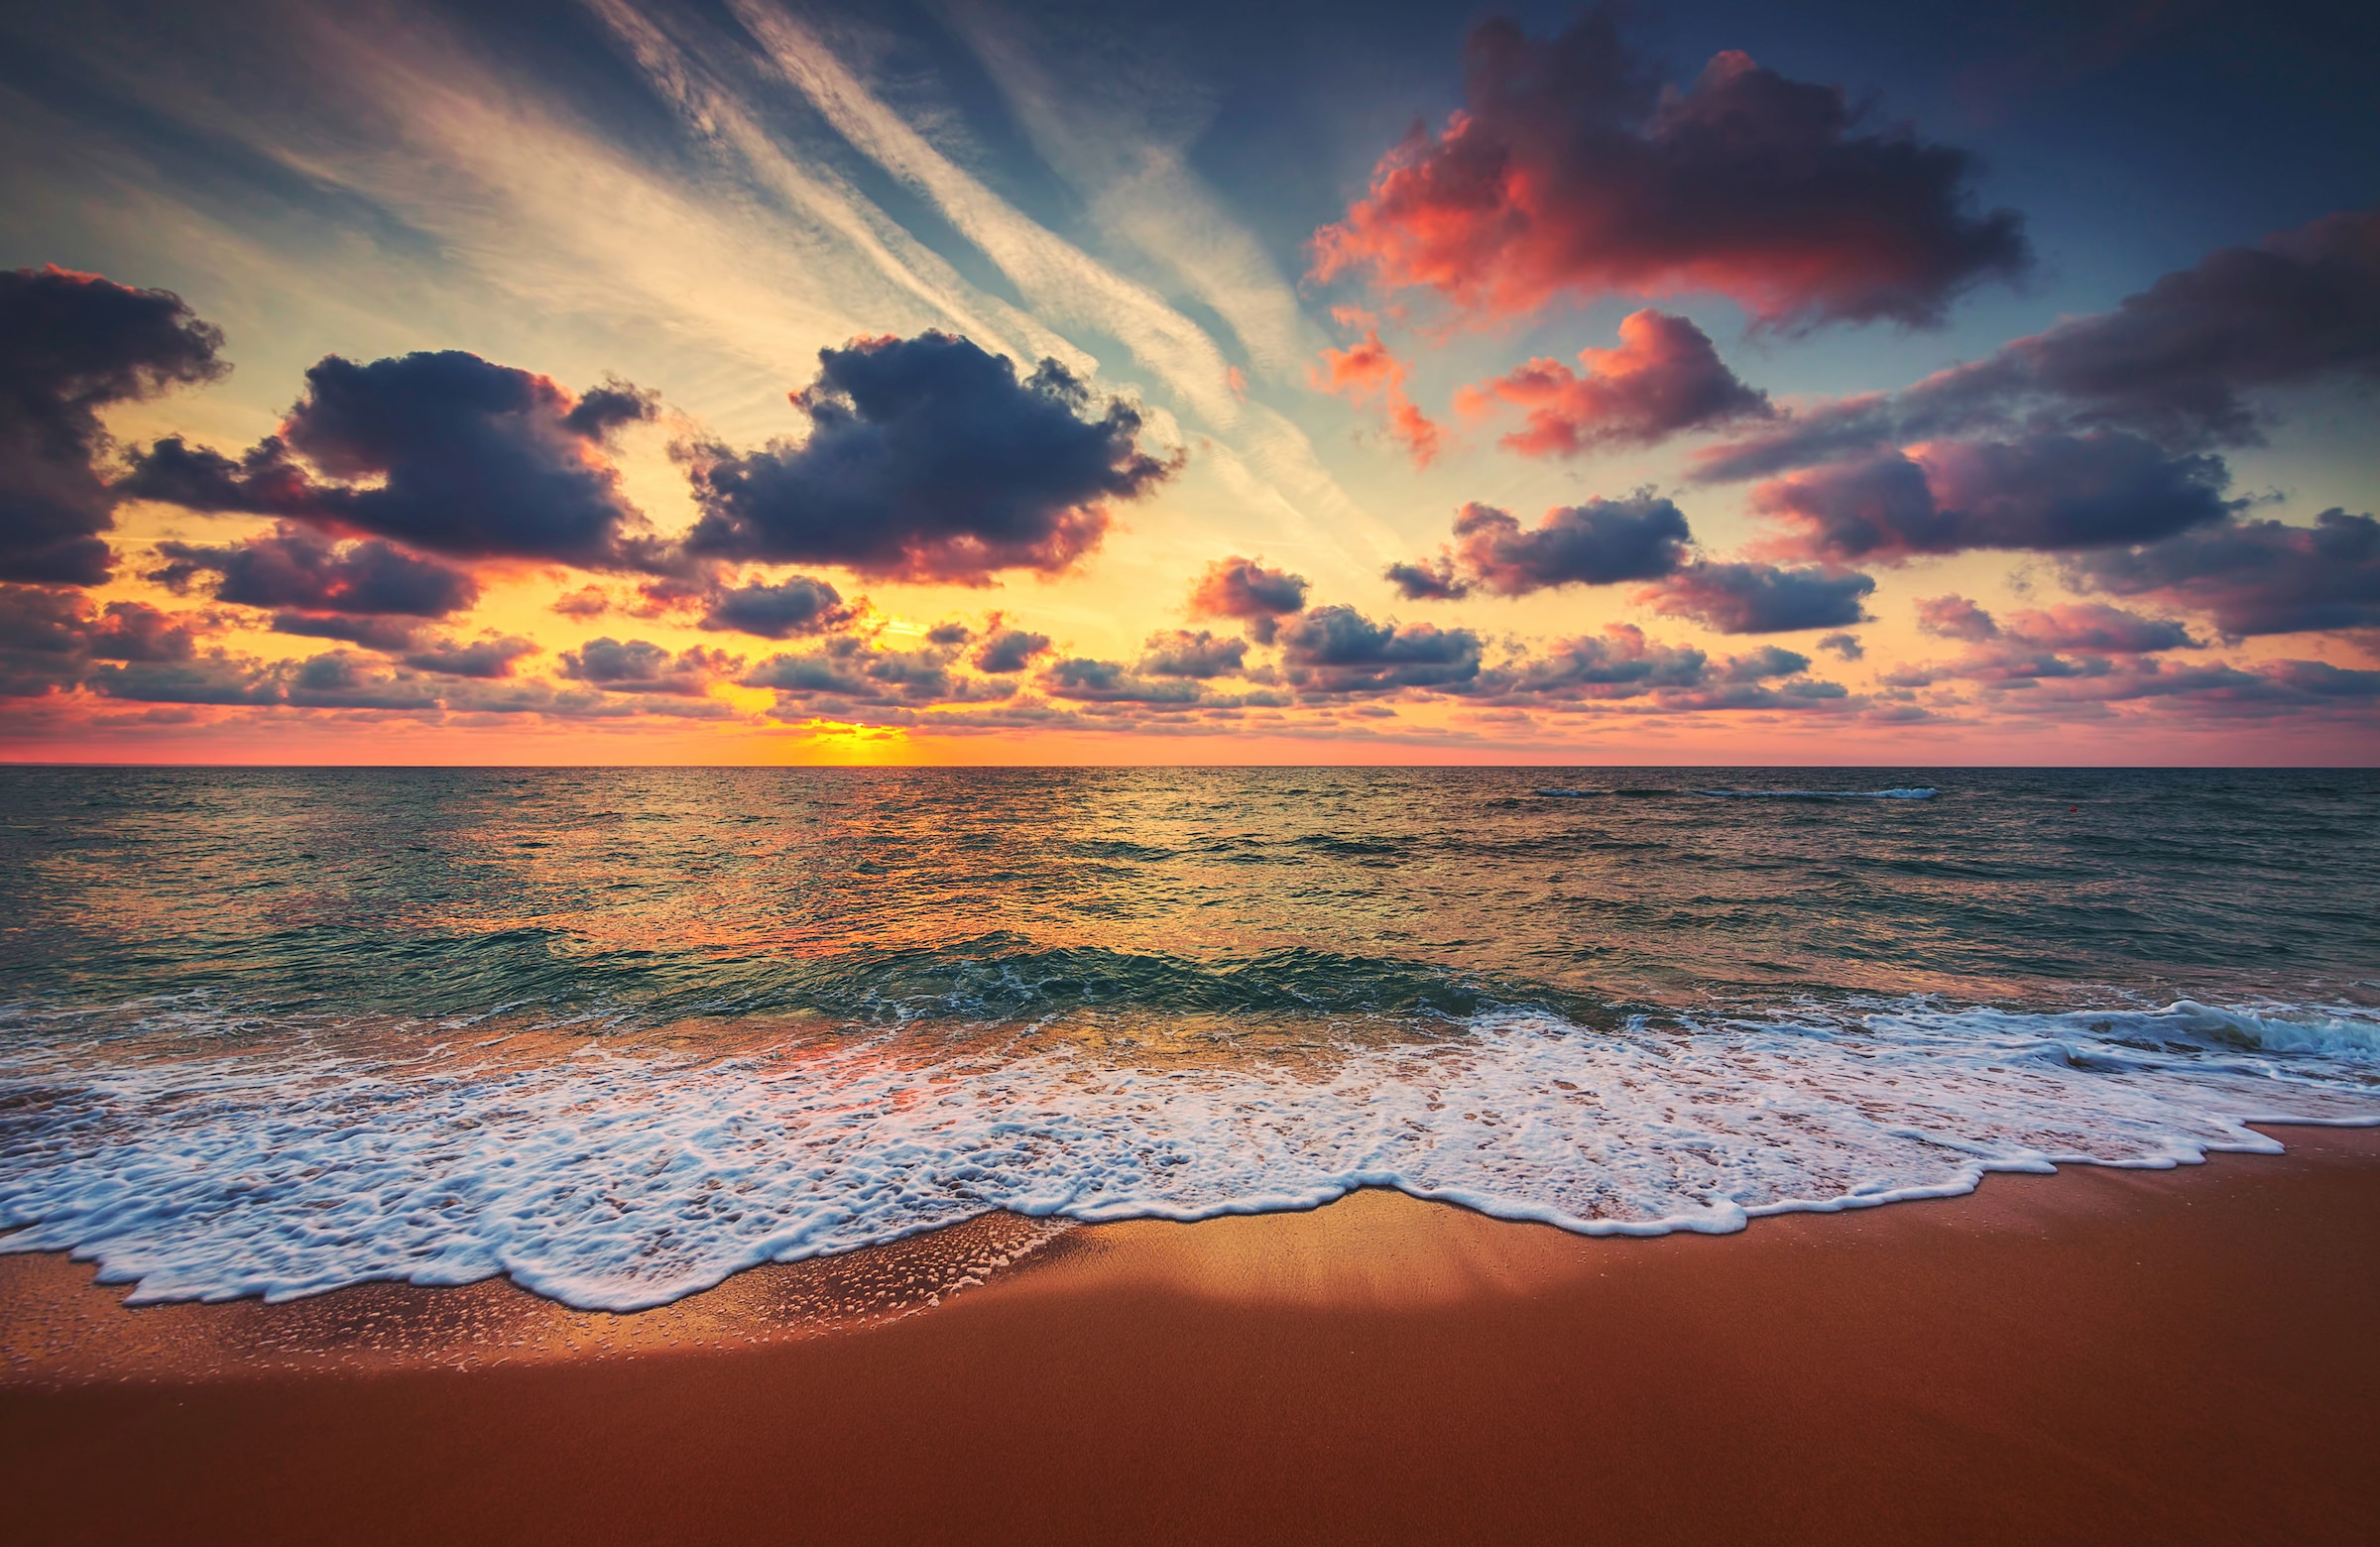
{"left": 5, "top": 1126, "right": 2377, "bottom": 1545}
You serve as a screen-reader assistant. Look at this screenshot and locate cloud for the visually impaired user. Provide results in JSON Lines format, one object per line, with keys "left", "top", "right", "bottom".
{"left": 1643, "top": 562, "right": 1875, "bottom": 634}
{"left": 1310, "top": 11, "right": 2027, "bottom": 329}
{"left": 973, "top": 628, "right": 1052, "bottom": 673}
{"left": 1382, "top": 557, "right": 1469, "bottom": 602}
{"left": 0, "top": 584, "right": 200, "bottom": 696}
{"left": 1390, "top": 495, "right": 1694, "bottom": 599}
{"left": 696, "top": 574, "right": 854, "bottom": 639}
{"left": 150, "top": 524, "right": 479, "bottom": 618}
{"left": 733, "top": 1, "right": 1244, "bottom": 428}
{"left": 1040, "top": 657, "right": 1206, "bottom": 704}
{"left": 1188, "top": 555, "right": 1310, "bottom": 643}
{"left": 1454, "top": 310, "right": 1771, "bottom": 456}
{"left": 1312, "top": 328, "right": 1441, "bottom": 464}
{"left": 551, "top": 585, "right": 614, "bottom": 619}
{"left": 937, "top": 0, "right": 1315, "bottom": 383}
{"left": 1275, "top": 605, "right": 1484, "bottom": 695}
{"left": 1136, "top": 629, "right": 1249, "bottom": 678}
{"left": 402, "top": 634, "right": 541, "bottom": 679}
{"left": 1694, "top": 208, "right": 2380, "bottom": 486}
{"left": 1490, "top": 623, "right": 1709, "bottom": 699}
{"left": 558, "top": 638, "right": 739, "bottom": 696}
{"left": 741, "top": 633, "right": 1015, "bottom": 711}
{"left": 1748, "top": 430, "right": 2236, "bottom": 562}
{"left": 1816, "top": 632, "right": 1864, "bottom": 660}
{"left": 122, "top": 351, "right": 660, "bottom": 568}
{"left": 1916, "top": 595, "right": 2000, "bottom": 641}
{"left": 678, "top": 333, "right": 1173, "bottom": 583}
{"left": 2065, "top": 508, "right": 2380, "bottom": 636}
{"left": 270, "top": 614, "right": 428, "bottom": 652}
{"left": 159, "top": 650, "right": 732, "bottom": 718}
{"left": 2000, "top": 603, "right": 2201, "bottom": 654}
{"left": 1481, "top": 624, "right": 1848, "bottom": 710}
{"left": 1718, "top": 645, "right": 1815, "bottom": 682}
{"left": 1905, "top": 640, "right": 2380, "bottom": 720}
{"left": 1909, "top": 206, "right": 2380, "bottom": 449}
{"left": 1, "top": 266, "right": 225, "bottom": 584}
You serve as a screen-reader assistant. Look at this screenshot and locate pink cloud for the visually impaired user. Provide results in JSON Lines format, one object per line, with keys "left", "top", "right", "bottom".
{"left": 1311, "top": 330, "right": 1442, "bottom": 465}
{"left": 1454, "top": 309, "right": 1770, "bottom": 456}
{"left": 1310, "top": 15, "right": 2026, "bottom": 329}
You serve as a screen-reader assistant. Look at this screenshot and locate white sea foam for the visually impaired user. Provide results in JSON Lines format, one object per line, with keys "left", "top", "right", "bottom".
{"left": 2, "top": 1000, "right": 2374, "bottom": 1310}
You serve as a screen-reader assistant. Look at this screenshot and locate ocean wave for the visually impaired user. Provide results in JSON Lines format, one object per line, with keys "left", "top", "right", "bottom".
{"left": 3, "top": 997, "right": 2372, "bottom": 1311}
{"left": 1693, "top": 787, "right": 1939, "bottom": 799}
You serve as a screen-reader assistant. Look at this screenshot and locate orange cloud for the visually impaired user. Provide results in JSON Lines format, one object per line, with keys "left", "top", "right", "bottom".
{"left": 1311, "top": 330, "right": 1441, "bottom": 466}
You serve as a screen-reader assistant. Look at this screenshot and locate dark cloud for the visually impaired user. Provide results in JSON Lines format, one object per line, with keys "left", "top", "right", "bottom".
{"left": 84, "top": 653, "right": 277, "bottom": 707}
{"left": 742, "top": 634, "right": 1010, "bottom": 709}
{"left": 151, "top": 524, "right": 479, "bottom": 617}
{"left": 697, "top": 575, "right": 853, "bottom": 639}
{"left": 1, "top": 266, "right": 225, "bottom": 584}
{"left": 1915, "top": 595, "right": 2000, "bottom": 641}
{"left": 1445, "top": 496, "right": 1694, "bottom": 596}
{"left": 1040, "top": 657, "right": 1206, "bottom": 704}
{"left": 973, "top": 628, "right": 1052, "bottom": 673}
{"left": 1911, "top": 643, "right": 2380, "bottom": 719}
{"left": 1455, "top": 310, "right": 1771, "bottom": 457}
{"left": 1311, "top": 10, "right": 2027, "bottom": 329}
{"left": 403, "top": 634, "right": 540, "bottom": 679}
{"left": 1189, "top": 554, "right": 1310, "bottom": 643}
{"left": 1483, "top": 625, "right": 1846, "bottom": 710}
{"left": 925, "top": 622, "right": 974, "bottom": 647}
{"left": 1383, "top": 557, "right": 1468, "bottom": 602}
{"left": 1491, "top": 624, "right": 1709, "bottom": 699}
{"left": 1694, "top": 208, "right": 2380, "bottom": 491}
{"left": 1643, "top": 561, "right": 1875, "bottom": 634}
{"left": 1718, "top": 646, "right": 1814, "bottom": 682}
{"left": 122, "top": 351, "right": 659, "bottom": 568}
{"left": 1275, "top": 605, "right": 1484, "bottom": 694}
{"left": 558, "top": 638, "right": 739, "bottom": 695}
{"left": 282, "top": 652, "right": 443, "bottom": 712}
{"left": 1137, "top": 629, "right": 1249, "bottom": 678}
{"left": 1913, "top": 206, "right": 2380, "bottom": 449}
{"left": 1749, "top": 430, "right": 2235, "bottom": 562}
{"left": 1687, "top": 395, "right": 1898, "bottom": 484}
{"left": 2065, "top": 508, "right": 2380, "bottom": 636}
{"left": 0, "top": 584, "right": 198, "bottom": 696}
{"left": 54, "top": 639, "right": 738, "bottom": 721}
{"left": 1391, "top": 495, "right": 1693, "bottom": 601}
{"left": 1816, "top": 632, "right": 1864, "bottom": 660}
{"left": 2260, "top": 660, "right": 2380, "bottom": 699}
{"left": 677, "top": 333, "right": 1173, "bottom": 583}
{"left": 271, "top": 613, "right": 426, "bottom": 652}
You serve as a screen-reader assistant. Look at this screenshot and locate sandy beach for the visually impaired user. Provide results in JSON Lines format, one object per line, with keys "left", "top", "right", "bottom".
{"left": 4, "top": 1124, "right": 2375, "bottom": 1545}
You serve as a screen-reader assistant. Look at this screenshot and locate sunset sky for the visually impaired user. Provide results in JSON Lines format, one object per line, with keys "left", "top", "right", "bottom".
{"left": 3, "top": 0, "right": 2375, "bottom": 764}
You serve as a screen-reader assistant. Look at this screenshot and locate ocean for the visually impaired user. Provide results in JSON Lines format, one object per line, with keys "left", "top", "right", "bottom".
{"left": 3, "top": 766, "right": 2376, "bottom": 1310}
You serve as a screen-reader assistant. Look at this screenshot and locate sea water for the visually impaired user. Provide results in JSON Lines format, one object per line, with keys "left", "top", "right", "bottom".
{"left": 2, "top": 767, "right": 2374, "bottom": 1309}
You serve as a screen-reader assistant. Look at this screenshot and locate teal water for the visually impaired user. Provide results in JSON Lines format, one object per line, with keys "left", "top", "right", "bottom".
{"left": 3, "top": 767, "right": 2376, "bottom": 1308}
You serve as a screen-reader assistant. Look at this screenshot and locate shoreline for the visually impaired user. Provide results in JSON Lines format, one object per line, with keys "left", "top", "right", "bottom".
{"left": 5, "top": 1124, "right": 2378, "bottom": 1542}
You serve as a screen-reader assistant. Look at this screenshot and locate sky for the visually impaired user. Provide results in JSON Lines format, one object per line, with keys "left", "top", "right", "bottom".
{"left": 2, "top": 0, "right": 2376, "bottom": 765}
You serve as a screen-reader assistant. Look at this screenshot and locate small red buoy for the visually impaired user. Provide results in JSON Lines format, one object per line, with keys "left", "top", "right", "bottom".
{"left": 2070, "top": 806, "right": 2078, "bottom": 812}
